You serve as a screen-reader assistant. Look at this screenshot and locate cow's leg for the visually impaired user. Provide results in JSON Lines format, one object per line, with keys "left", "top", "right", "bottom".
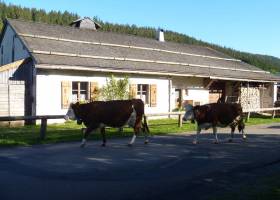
{"left": 229, "top": 125, "right": 236, "bottom": 142}
{"left": 238, "top": 121, "right": 246, "bottom": 140}
{"left": 80, "top": 126, "right": 95, "bottom": 148}
{"left": 100, "top": 127, "right": 106, "bottom": 147}
{"left": 193, "top": 126, "right": 202, "bottom": 144}
{"left": 143, "top": 116, "right": 149, "bottom": 144}
{"left": 128, "top": 117, "right": 141, "bottom": 146}
{"left": 143, "top": 122, "right": 149, "bottom": 144}
{"left": 212, "top": 126, "right": 219, "bottom": 144}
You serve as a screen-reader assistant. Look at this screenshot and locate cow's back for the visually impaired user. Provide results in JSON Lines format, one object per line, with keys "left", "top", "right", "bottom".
{"left": 78, "top": 99, "right": 144, "bottom": 127}
{"left": 194, "top": 103, "right": 243, "bottom": 125}
{"left": 211, "top": 103, "right": 242, "bottom": 125}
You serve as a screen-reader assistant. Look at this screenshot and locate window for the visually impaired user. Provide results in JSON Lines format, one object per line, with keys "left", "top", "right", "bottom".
{"left": 137, "top": 84, "right": 150, "bottom": 104}
{"left": 72, "top": 81, "right": 89, "bottom": 102}
{"left": 131, "top": 84, "right": 156, "bottom": 107}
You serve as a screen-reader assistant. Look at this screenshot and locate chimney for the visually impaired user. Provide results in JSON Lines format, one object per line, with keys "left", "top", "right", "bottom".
{"left": 156, "top": 28, "right": 165, "bottom": 42}
{"left": 70, "top": 17, "right": 101, "bottom": 31}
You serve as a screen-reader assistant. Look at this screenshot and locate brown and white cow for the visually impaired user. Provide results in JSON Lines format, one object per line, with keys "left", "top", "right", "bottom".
{"left": 65, "top": 99, "right": 149, "bottom": 147}
{"left": 183, "top": 103, "right": 246, "bottom": 144}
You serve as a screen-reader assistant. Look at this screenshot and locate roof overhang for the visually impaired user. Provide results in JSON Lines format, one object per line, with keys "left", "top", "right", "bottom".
{"left": 35, "top": 64, "right": 277, "bottom": 83}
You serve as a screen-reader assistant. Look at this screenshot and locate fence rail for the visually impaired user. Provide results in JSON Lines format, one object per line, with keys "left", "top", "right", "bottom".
{"left": 0, "top": 115, "right": 65, "bottom": 139}
{"left": 243, "top": 107, "right": 280, "bottom": 121}
{"left": 0, "top": 107, "right": 279, "bottom": 139}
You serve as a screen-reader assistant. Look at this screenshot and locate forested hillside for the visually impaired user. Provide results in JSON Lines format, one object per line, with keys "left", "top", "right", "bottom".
{"left": 1, "top": 2, "right": 280, "bottom": 73}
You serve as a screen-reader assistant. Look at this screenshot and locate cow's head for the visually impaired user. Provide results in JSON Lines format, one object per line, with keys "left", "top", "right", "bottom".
{"left": 183, "top": 104, "right": 195, "bottom": 123}
{"left": 64, "top": 102, "right": 83, "bottom": 124}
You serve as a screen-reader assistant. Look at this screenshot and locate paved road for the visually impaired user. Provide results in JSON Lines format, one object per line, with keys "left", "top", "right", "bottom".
{"left": 0, "top": 123, "right": 280, "bottom": 200}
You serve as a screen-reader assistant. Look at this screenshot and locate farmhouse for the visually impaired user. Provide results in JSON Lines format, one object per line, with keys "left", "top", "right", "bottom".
{"left": 1, "top": 18, "right": 280, "bottom": 122}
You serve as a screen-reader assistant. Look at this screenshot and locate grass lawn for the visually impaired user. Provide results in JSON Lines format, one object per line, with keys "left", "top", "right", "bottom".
{"left": 0, "top": 116, "right": 280, "bottom": 147}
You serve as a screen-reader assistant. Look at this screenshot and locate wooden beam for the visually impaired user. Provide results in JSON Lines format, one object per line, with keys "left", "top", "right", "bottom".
{"left": 204, "top": 78, "right": 215, "bottom": 89}
{"left": 0, "top": 115, "right": 65, "bottom": 121}
{"left": 0, "top": 58, "right": 29, "bottom": 72}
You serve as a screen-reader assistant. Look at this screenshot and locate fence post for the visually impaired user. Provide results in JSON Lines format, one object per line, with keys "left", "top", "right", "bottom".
{"left": 178, "top": 114, "right": 183, "bottom": 127}
{"left": 118, "top": 127, "right": 123, "bottom": 134}
{"left": 40, "top": 118, "right": 47, "bottom": 140}
{"left": 272, "top": 110, "right": 275, "bottom": 119}
{"left": 246, "top": 112, "right": 250, "bottom": 122}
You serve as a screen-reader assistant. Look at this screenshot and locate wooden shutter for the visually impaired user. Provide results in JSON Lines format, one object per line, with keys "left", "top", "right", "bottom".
{"left": 150, "top": 84, "right": 157, "bottom": 107}
{"left": 90, "top": 82, "right": 99, "bottom": 101}
{"left": 129, "top": 84, "right": 137, "bottom": 99}
{"left": 61, "top": 81, "right": 71, "bottom": 109}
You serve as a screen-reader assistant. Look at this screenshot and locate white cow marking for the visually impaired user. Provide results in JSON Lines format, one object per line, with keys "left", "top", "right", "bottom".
{"left": 127, "top": 107, "right": 136, "bottom": 127}
{"left": 80, "top": 138, "right": 87, "bottom": 147}
{"left": 129, "top": 134, "right": 137, "bottom": 145}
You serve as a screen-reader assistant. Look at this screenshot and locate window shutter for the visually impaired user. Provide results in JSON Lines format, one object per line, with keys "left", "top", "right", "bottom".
{"left": 129, "top": 84, "right": 137, "bottom": 99}
{"left": 90, "top": 82, "right": 99, "bottom": 101}
{"left": 61, "top": 81, "right": 71, "bottom": 109}
{"left": 150, "top": 84, "right": 157, "bottom": 107}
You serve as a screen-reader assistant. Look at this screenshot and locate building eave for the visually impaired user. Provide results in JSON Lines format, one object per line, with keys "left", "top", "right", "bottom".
{"left": 35, "top": 63, "right": 278, "bottom": 83}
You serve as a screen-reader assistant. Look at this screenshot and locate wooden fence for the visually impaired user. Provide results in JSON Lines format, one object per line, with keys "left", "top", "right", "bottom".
{"left": 0, "top": 115, "right": 65, "bottom": 140}
{"left": 243, "top": 107, "right": 280, "bottom": 122}
{"left": 0, "top": 107, "right": 279, "bottom": 140}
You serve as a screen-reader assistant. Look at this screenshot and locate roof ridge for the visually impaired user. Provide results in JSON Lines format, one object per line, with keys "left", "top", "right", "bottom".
{"left": 6, "top": 18, "right": 234, "bottom": 58}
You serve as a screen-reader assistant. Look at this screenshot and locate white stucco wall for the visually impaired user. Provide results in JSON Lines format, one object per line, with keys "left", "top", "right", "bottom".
{"left": 171, "top": 76, "right": 209, "bottom": 109}
{"left": 36, "top": 73, "right": 169, "bottom": 123}
{"left": 0, "top": 25, "right": 29, "bottom": 65}
{"left": 183, "top": 89, "right": 209, "bottom": 105}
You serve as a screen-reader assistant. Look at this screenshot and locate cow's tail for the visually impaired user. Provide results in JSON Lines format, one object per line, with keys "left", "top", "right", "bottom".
{"left": 142, "top": 115, "right": 150, "bottom": 134}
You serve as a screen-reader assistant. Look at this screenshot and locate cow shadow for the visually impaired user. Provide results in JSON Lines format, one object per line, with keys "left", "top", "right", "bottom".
{"left": 1, "top": 131, "right": 279, "bottom": 182}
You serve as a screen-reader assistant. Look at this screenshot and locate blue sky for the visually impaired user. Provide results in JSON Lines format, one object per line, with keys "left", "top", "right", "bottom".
{"left": 4, "top": 0, "right": 280, "bottom": 58}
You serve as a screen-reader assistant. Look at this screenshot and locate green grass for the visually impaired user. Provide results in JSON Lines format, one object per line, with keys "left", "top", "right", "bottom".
{"left": 245, "top": 115, "right": 280, "bottom": 125}
{"left": 0, "top": 116, "right": 280, "bottom": 147}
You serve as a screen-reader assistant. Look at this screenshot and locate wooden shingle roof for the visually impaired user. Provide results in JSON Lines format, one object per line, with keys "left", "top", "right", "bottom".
{"left": 6, "top": 18, "right": 280, "bottom": 82}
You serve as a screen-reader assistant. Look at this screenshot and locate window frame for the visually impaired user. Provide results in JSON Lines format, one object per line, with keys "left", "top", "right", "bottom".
{"left": 137, "top": 84, "right": 150, "bottom": 106}
{"left": 72, "top": 81, "right": 89, "bottom": 102}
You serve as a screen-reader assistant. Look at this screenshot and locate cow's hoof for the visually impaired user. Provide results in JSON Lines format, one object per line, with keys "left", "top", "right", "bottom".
{"left": 213, "top": 141, "right": 219, "bottom": 144}
{"left": 192, "top": 140, "right": 199, "bottom": 145}
{"left": 127, "top": 143, "right": 133, "bottom": 147}
{"left": 80, "top": 143, "right": 86, "bottom": 148}
{"left": 228, "top": 139, "right": 233, "bottom": 143}
{"left": 101, "top": 143, "right": 106, "bottom": 147}
{"left": 242, "top": 135, "right": 247, "bottom": 140}
{"left": 144, "top": 140, "right": 149, "bottom": 144}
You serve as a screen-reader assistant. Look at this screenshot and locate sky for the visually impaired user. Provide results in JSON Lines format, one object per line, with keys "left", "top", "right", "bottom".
{"left": 4, "top": 0, "right": 280, "bottom": 58}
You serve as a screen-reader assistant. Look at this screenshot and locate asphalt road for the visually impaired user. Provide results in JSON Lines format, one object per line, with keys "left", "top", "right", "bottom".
{"left": 0, "top": 123, "right": 280, "bottom": 200}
